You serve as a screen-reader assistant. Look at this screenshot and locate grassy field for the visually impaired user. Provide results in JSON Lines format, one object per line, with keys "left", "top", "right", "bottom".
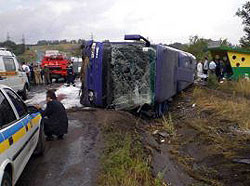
{"left": 164, "top": 83, "right": 250, "bottom": 185}
{"left": 18, "top": 43, "right": 81, "bottom": 63}
{"left": 97, "top": 79, "right": 250, "bottom": 185}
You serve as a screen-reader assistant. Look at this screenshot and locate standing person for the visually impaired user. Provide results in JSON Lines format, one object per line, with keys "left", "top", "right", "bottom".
{"left": 34, "top": 65, "right": 43, "bottom": 85}
{"left": 203, "top": 57, "right": 209, "bottom": 75}
{"left": 219, "top": 59, "right": 226, "bottom": 82}
{"left": 203, "top": 57, "right": 209, "bottom": 81}
{"left": 197, "top": 60, "right": 204, "bottom": 81}
{"left": 29, "top": 63, "right": 35, "bottom": 84}
{"left": 215, "top": 59, "right": 221, "bottom": 80}
{"left": 40, "top": 65, "right": 44, "bottom": 84}
{"left": 44, "top": 65, "right": 51, "bottom": 85}
{"left": 209, "top": 59, "right": 216, "bottom": 73}
{"left": 35, "top": 90, "right": 68, "bottom": 140}
{"left": 66, "top": 62, "right": 75, "bottom": 86}
{"left": 80, "top": 48, "right": 90, "bottom": 105}
{"left": 22, "top": 62, "right": 30, "bottom": 82}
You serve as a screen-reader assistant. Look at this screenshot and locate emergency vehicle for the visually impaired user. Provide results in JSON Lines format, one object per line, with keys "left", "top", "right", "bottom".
{"left": 41, "top": 50, "right": 70, "bottom": 82}
{"left": 0, "top": 48, "right": 29, "bottom": 100}
{"left": 0, "top": 85, "right": 45, "bottom": 186}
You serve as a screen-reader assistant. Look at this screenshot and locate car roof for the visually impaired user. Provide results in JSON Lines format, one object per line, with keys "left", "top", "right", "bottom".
{"left": 0, "top": 48, "right": 15, "bottom": 57}
{"left": 0, "top": 84, "right": 12, "bottom": 89}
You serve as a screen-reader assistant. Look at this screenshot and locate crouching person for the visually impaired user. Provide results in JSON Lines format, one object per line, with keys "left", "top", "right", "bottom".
{"left": 35, "top": 90, "right": 68, "bottom": 141}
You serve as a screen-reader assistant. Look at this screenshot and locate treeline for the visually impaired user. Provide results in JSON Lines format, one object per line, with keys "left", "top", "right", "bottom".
{"left": 37, "top": 39, "right": 85, "bottom": 45}
{"left": 169, "top": 36, "right": 235, "bottom": 61}
{"left": 0, "top": 40, "right": 25, "bottom": 55}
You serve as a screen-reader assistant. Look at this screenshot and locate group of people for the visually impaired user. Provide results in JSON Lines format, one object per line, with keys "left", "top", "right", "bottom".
{"left": 22, "top": 62, "right": 76, "bottom": 86}
{"left": 197, "top": 56, "right": 233, "bottom": 82}
{"left": 30, "top": 56, "right": 90, "bottom": 141}
{"left": 22, "top": 62, "right": 51, "bottom": 85}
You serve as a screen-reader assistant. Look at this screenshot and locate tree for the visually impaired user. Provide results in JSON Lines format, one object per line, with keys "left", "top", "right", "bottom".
{"left": 182, "top": 35, "right": 211, "bottom": 61}
{"left": 236, "top": 1, "right": 250, "bottom": 48}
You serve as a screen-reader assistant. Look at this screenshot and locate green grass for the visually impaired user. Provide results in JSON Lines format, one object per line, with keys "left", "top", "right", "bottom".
{"left": 218, "top": 78, "right": 250, "bottom": 98}
{"left": 98, "top": 122, "right": 164, "bottom": 186}
{"left": 162, "top": 114, "right": 175, "bottom": 136}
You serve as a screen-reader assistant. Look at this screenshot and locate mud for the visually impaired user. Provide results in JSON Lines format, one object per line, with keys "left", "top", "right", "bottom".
{"left": 16, "top": 110, "right": 103, "bottom": 186}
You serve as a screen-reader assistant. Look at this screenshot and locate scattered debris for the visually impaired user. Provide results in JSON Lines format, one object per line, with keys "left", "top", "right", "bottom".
{"left": 152, "top": 130, "right": 170, "bottom": 144}
{"left": 233, "top": 159, "right": 250, "bottom": 165}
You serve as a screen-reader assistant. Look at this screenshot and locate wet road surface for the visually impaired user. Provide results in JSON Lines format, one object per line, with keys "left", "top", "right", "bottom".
{"left": 16, "top": 111, "right": 103, "bottom": 186}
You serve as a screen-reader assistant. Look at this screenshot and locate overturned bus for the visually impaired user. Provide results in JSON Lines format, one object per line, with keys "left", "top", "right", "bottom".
{"left": 80, "top": 35, "right": 196, "bottom": 117}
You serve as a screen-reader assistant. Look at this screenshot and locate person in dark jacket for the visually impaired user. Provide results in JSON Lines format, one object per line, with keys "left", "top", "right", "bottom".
{"left": 66, "top": 62, "right": 75, "bottom": 86}
{"left": 35, "top": 90, "right": 68, "bottom": 140}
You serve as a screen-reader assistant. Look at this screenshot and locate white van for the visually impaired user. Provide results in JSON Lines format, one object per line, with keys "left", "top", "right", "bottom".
{"left": 0, "top": 48, "right": 29, "bottom": 100}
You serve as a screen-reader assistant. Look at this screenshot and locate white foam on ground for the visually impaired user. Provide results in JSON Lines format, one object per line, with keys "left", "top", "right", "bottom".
{"left": 56, "top": 81, "right": 82, "bottom": 109}
{"left": 25, "top": 80, "right": 82, "bottom": 109}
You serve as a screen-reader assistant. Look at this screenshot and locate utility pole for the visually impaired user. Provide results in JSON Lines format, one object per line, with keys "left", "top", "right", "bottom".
{"left": 22, "top": 34, "right": 25, "bottom": 45}
{"left": 6, "top": 32, "right": 10, "bottom": 41}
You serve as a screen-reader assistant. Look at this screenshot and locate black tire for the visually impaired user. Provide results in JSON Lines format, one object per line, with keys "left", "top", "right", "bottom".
{"left": 1, "top": 171, "right": 11, "bottom": 186}
{"left": 34, "top": 122, "right": 45, "bottom": 155}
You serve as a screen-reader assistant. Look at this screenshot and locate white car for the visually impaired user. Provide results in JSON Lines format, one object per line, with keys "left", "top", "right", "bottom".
{"left": 0, "top": 48, "right": 29, "bottom": 100}
{"left": 0, "top": 85, "right": 45, "bottom": 186}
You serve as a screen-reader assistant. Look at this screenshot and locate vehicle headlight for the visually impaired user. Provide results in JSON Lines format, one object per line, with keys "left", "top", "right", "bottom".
{"left": 88, "top": 91, "right": 94, "bottom": 102}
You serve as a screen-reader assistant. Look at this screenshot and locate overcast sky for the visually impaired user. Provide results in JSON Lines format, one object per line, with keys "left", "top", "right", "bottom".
{"left": 0, "top": 0, "right": 247, "bottom": 44}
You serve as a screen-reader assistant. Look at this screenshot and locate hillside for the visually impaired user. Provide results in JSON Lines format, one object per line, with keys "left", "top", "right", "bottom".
{"left": 18, "top": 43, "right": 81, "bottom": 63}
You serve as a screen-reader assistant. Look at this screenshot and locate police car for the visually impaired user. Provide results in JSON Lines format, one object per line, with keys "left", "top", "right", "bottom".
{"left": 0, "top": 85, "right": 45, "bottom": 186}
{"left": 0, "top": 48, "right": 29, "bottom": 100}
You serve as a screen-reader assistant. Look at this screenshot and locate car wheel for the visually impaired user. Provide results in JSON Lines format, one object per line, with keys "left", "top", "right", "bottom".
{"left": 1, "top": 171, "right": 11, "bottom": 186}
{"left": 34, "top": 122, "right": 45, "bottom": 155}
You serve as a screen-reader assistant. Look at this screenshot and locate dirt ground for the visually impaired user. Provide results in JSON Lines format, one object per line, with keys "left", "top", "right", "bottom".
{"left": 17, "top": 83, "right": 250, "bottom": 186}
{"left": 16, "top": 109, "right": 103, "bottom": 186}
{"left": 142, "top": 86, "right": 250, "bottom": 186}
{"left": 16, "top": 107, "right": 141, "bottom": 186}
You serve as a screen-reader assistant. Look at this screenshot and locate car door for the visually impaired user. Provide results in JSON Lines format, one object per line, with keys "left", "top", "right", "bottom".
{"left": 0, "top": 89, "right": 20, "bottom": 182}
{"left": 14, "top": 58, "right": 28, "bottom": 89}
{"left": 3, "top": 88, "right": 41, "bottom": 183}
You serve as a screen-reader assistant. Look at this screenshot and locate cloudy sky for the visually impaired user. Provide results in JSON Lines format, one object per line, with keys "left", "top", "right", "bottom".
{"left": 0, "top": 0, "right": 247, "bottom": 44}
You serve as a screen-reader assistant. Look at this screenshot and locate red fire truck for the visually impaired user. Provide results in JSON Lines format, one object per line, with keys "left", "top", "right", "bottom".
{"left": 41, "top": 50, "right": 70, "bottom": 82}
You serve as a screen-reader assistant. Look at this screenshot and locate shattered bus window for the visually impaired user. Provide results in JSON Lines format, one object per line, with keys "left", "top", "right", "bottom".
{"left": 110, "top": 44, "right": 156, "bottom": 110}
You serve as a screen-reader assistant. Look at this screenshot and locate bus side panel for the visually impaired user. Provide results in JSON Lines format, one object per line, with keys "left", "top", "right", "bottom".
{"left": 176, "top": 53, "right": 196, "bottom": 92}
{"left": 85, "top": 42, "right": 104, "bottom": 106}
{"left": 155, "top": 46, "right": 178, "bottom": 103}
